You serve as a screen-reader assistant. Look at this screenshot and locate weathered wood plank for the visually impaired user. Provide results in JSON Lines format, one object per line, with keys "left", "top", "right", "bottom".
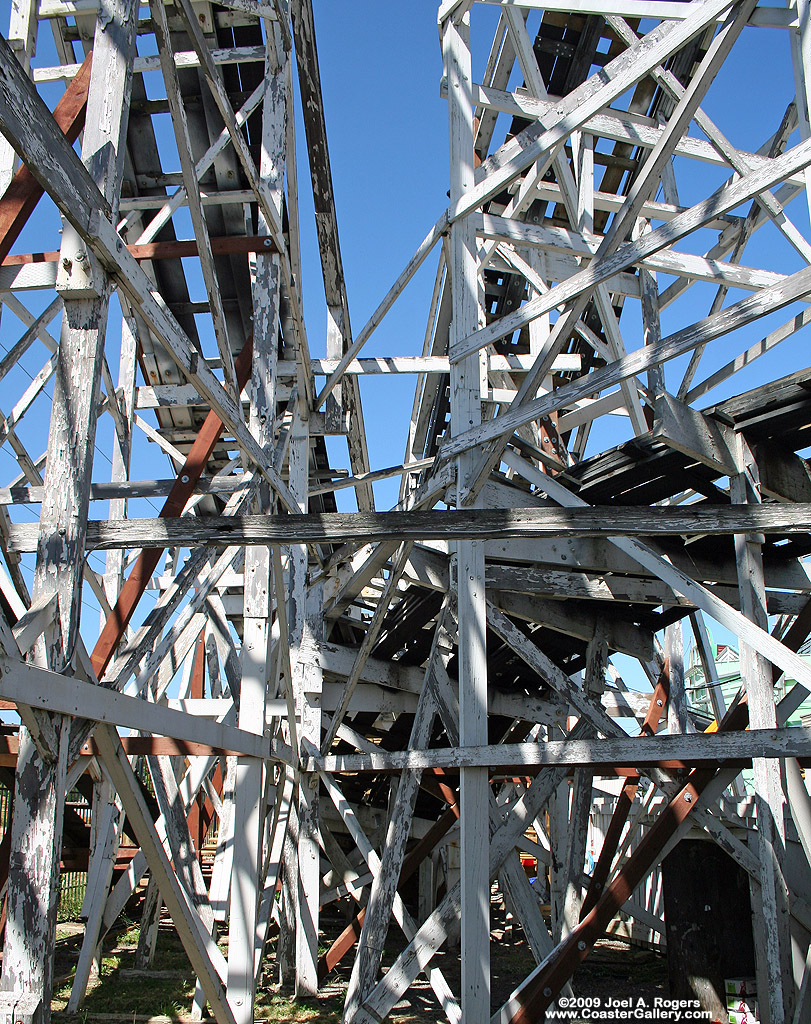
{"left": 310, "top": 726, "right": 811, "bottom": 773}
{"left": 1, "top": 5, "right": 137, "bottom": 1013}
{"left": 0, "top": 657, "right": 274, "bottom": 760}
{"left": 6, "top": 505, "right": 810, "bottom": 552}
{"left": 290, "top": 0, "right": 373, "bottom": 507}
{"left": 294, "top": 586, "right": 323, "bottom": 997}
{"left": 732, "top": 441, "right": 793, "bottom": 1022}
{"left": 227, "top": 29, "right": 284, "bottom": 1017}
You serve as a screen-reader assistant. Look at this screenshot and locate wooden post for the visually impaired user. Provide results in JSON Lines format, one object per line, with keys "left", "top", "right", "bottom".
{"left": 0, "top": 0, "right": 37, "bottom": 194}
{"left": 226, "top": 26, "right": 286, "bottom": 1024}
{"left": 733, "top": 439, "right": 793, "bottom": 1024}
{"left": 135, "top": 878, "right": 162, "bottom": 970}
{"left": 1, "top": 4, "right": 136, "bottom": 1017}
{"left": 791, "top": 0, "right": 811, "bottom": 218}
{"left": 562, "top": 637, "right": 607, "bottom": 936}
{"left": 444, "top": 9, "right": 490, "bottom": 1021}
{"left": 279, "top": 410, "right": 308, "bottom": 991}
{"left": 295, "top": 584, "right": 323, "bottom": 998}
{"left": 666, "top": 622, "right": 691, "bottom": 735}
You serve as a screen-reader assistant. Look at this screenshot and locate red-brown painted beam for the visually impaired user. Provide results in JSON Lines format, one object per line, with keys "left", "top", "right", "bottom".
{"left": 0, "top": 52, "right": 93, "bottom": 265}
{"left": 508, "top": 766, "right": 716, "bottom": 1023}
{"left": 197, "top": 761, "right": 222, "bottom": 845}
{"left": 0, "top": 732, "right": 246, "bottom": 760}
{"left": 96, "top": 737, "right": 243, "bottom": 757}
{"left": 1, "top": 234, "right": 274, "bottom": 266}
{"left": 91, "top": 335, "right": 254, "bottom": 680}
{"left": 505, "top": 697, "right": 755, "bottom": 1020}
{"left": 579, "top": 663, "right": 670, "bottom": 920}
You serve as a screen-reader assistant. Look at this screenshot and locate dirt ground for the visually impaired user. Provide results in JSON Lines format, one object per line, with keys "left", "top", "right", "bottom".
{"left": 50, "top": 908, "right": 668, "bottom": 1024}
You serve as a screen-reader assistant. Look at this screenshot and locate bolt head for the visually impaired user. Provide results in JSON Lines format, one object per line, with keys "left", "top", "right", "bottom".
{"left": 577, "top": 940, "right": 586, "bottom": 951}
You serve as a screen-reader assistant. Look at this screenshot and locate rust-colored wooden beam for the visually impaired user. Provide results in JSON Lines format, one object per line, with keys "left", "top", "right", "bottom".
{"left": 1, "top": 234, "right": 274, "bottom": 266}
{"left": 86, "top": 737, "right": 244, "bottom": 758}
{"left": 579, "top": 663, "right": 670, "bottom": 920}
{"left": 504, "top": 698, "right": 755, "bottom": 1021}
{"left": 0, "top": 52, "right": 93, "bottom": 264}
{"left": 0, "top": 731, "right": 245, "bottom": 760}
{"left": 506, "top": 765, "right": 717, "bottom": 1023}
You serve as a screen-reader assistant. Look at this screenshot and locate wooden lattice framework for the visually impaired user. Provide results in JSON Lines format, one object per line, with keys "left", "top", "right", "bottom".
{"left": 0, "top": 0, "right": 811, "bottom": 1022}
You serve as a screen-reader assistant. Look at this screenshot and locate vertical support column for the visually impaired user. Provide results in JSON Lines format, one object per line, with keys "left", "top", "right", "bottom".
{"left": 0, "top": 0, "right": 37, "bottom": 193}
{"left": 732, "top": 441, "right": 793, "bottom": 1024}
{"left": 100, "top": 314, "right": 138, "bottom": 625}
{"left": 279, "top": 410, "right": 309, "bottom": 989}
{"left": 67, "top": 778, "right": 123, "bottom": 1010}
{"left": 295, "top": 583, "right": 323, "bottom": 997}
{"left": 228, "top": 567, "right": 270, "bottom": 1021}
{"left": 666, "top": 622, "right": 690, "bottom": 735}
{"left": 444, "top": 8, "right": 490, "bottom": 1021}
{"left": 277, "top": 799, "right": 299, "bottom": 987}
{"left": 792, "top": 0, "right": 811, "bottom": 219}
{"left": 65, "top": 311, "right": 138, "bottom": 1009}
{"left": 135, "top": 878, "right": 162, "bottom": 969}
{"left": 1, "top": 4, "right": 136, "bottom": 1018}
{"left": 548, "top": 759, "right": 569, "bottom": 942}
{"left": 226, "top": 28, "right": 286, "bottom": 1024}
{"left": 639, "top": 237, "right": 664, "bottom": 401}
{"left": 561, "top": 637, "right": 606, "bottom": 936}
{"left": 325, "top": 305, "right": 345, "bottom": 432}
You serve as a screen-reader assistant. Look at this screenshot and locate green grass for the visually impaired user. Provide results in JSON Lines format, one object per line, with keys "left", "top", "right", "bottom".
{"left": 51, "top": 924, "right": 346, "bottom": 1023}
{"left": 57, "top": 883, "right": 87, "bottom": 924}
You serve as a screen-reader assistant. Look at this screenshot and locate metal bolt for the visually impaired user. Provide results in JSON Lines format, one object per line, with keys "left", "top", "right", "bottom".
{"left": 75, "top": 251, "right": 87, "bottom": 263}
{"left": 684, "top": 792, "right": 693, "bottom": 803}
{"left": 577, "top": 940, "right": 586, "bottom": 951}
{"left": 181, "top": 474, "right": 190, "bottom": 484}
{"left": 543, "top": 988, "right": 552, "bottom": 998}
{"left": 656, "top": 699, "right": 663, "bottom": 707}
{"left": 263, "top": 238, "right": 273, "bottom": 248}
